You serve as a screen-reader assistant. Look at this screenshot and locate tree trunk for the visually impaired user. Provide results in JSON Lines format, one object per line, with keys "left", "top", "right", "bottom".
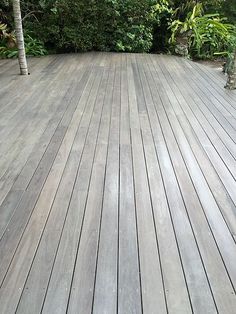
{"left": 12, "top": 0, "right": 28, "bottom": 75}
{"left": 225, "top": 50, "right": 236, "bottom": 90}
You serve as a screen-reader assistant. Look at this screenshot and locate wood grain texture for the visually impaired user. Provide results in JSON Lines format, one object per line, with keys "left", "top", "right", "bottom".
{"left": 0, "top": 52, "right": 235, "bottom": 314}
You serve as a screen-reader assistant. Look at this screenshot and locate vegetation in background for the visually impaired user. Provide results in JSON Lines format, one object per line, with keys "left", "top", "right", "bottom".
{"left": 0, "top": 25, "right": 47, "bottom": 58}
{"left": 169, "top": 3, "right": 236, "bottom": 59}
{"left": 152, "top": 0, "right": 173, "bottom": 52}
{"left": 0, "top": 0, "right": 235, "bottom": 59}
{"left": 110, "top": 0, "right": 157, "bottom": 52}
{"left": 21, "top": 0, "right": 159, "bottom": 53}
{"left": 0, "top": 1, "right": 47, "bottom": 58}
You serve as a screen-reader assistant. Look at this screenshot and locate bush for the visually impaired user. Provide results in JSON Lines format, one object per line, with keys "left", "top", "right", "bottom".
{"left": 0, "top": 1, "right": 234, "bottom": 57}
{"left": 111, "top": 0, "right": 157, "bottom": 52}
{"left": 0, "top": 28, "right": 47, "bottom": 58}
{"left": 0, "top": 0, "right": 169, "bottom": 54}
{"left": 14, "top": 0, "right": 158, "bottom": 53}
{"left": 169, "top": 3, "right": 236, "bottom": 59}
{"left": 152, "top": 0, "right": 173, "bottom": 52}
{"left": 221, "top": 0, "right": 236, "bottom": 24}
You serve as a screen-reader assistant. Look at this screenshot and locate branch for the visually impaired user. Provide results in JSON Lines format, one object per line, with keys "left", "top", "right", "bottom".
{"left": 22, "top": 11, "right": 42, "bottom": 22}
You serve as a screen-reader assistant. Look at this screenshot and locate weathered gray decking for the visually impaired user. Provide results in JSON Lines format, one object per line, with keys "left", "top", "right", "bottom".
{"left": 0, "top": 52, "right": 236, "bottom": 314}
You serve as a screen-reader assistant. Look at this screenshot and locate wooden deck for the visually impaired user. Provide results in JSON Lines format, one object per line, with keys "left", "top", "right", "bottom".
{"left": 0, "top": 52, "right": 236, "bottom": 314}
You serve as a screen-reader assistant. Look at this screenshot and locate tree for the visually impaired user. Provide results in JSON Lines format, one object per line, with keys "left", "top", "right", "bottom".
{"left": 225, "top": 50, "right": 236, "bottom": 90}
{"left": 12, "top": 0, "right": 28, "bottom": 75}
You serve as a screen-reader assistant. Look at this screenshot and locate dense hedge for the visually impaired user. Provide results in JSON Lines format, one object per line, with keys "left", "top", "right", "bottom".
{"left": 0, "top": 0, "right": 159, "bottom": 53}
{"left": 0, "top": 0, "right": 235, "bottom": 56}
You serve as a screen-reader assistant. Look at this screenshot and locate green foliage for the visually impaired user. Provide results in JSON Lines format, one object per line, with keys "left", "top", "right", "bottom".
{"left": 0, "top": 0, "right": 165, "bottom": 53}
{"left": 110, "top": 0, "right": 157, "bottom": 52}
{"left": 152, "top": 0, "right": 173, "bottom": 52}
{"left": 169, "top": 3, "right": 236, "bottom": 59}
{"left": 0, "top": 22, "right": 16, "bottom": 58}
{"left": 170, "top": 3, "right": 204, "bottom": 43}
{"left": 202, "top": 0, "right": 224, "bottom": 14}
{"left": 0, "top": 22, "right": 7, "bottom": 33}
{"left": 24, "top": 34, "right": 48, "bottom": 56}
{"left": 0, "top": 0, "right": 235, "bottom": 58}
{"left": 171, "top": 0, "right": 197, "bottom": 21}
{"left": 0, "top": 32, "right": 47, "bottom": 58}
{"left": 221, "top": 0, "right": 236, "bottom": 24}
{"left": 18, "top": 0, "right": 159, "bottom": 53}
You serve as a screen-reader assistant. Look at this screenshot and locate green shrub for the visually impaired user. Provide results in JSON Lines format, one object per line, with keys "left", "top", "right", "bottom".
{"left": 151, "top": 0, "right": 173, "bottom": 52}
{"left": 221, "top": 0, "right": 236, "bottom": 24}
{"left": 169, "top": 3, "right": 236, "bottom": 59}
{"left": 1, "top": 0, "right": 160, "bottom": 53}
{"left": 111, "top": 0, "right": 157, "bottom": 52}
{"left": 0, "top": 1, "right": 234, "bottom": 57}
{"left": 24, "top": 34, "right": 48, "bottom": 56}
{"left": 42, "top": 0, "right": 172, "bottom": 53}
{"left": 0, "top": 31, "right": 47, "bottom": 58}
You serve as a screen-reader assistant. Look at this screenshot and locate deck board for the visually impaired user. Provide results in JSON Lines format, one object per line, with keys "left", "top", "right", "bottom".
{"left": 0, "top": 52, "right": 236, "bottom": 314}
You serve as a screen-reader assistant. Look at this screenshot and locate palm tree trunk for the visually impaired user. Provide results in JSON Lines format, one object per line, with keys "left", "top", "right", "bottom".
{"left": 12, "top": 0, "right": 28, "bottom": 75}
{"left": 225, "top": 50, "right": 236, "bottom": 90}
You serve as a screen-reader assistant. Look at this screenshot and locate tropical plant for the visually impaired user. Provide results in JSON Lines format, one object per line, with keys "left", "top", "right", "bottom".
{"left": 24, "top": 34, "right": 47, "bottom": 56}
{"left": 0, "top": 22, "right": 16, "bottom": 46}
{"left": 0, "top": 33, "right": 47, "bottom": 58}
{"left": 0, "top": 0, "right": 235, "bottom": 56}
{"left": 0, "top": 22, "right": 7, "bottom": 34}
{"left": 0, "top": 22, "right": 17, "bottom": 58}
{"left": 169, "top": 3, "right": 236, "bottom": 59}
{"left": 171, "top": 0, "right": 197, "bottom": 21}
